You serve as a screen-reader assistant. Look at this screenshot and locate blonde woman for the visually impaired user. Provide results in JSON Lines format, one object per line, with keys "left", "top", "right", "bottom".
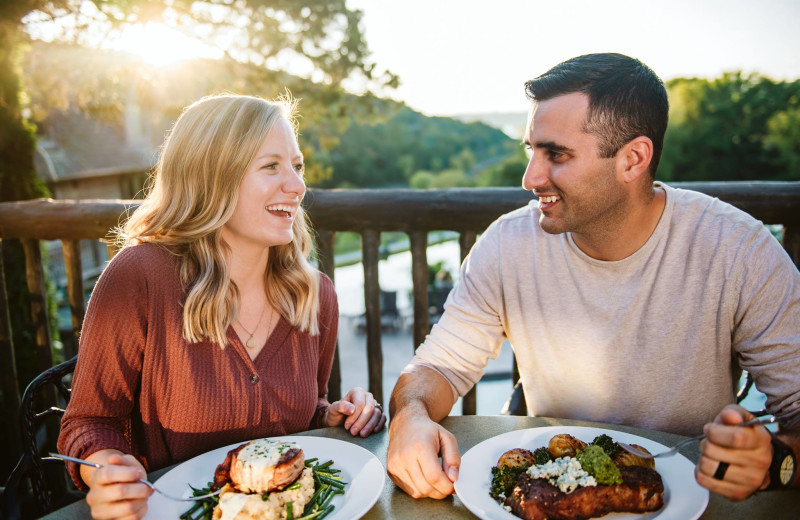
{"left": 58, "top": 94, "right": 385, "bottom": 519}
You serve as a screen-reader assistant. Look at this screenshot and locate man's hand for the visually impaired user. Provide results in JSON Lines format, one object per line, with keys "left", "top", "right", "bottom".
{"left": 387, "top": 409, "right": 460, "bottom": 499}
{"left": 695, "top": 404, "right": 772, "bottom": 501}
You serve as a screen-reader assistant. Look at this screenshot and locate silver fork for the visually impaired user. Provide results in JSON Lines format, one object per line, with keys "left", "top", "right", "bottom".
{"left": 617, "top": 415, "right": 777, "bottom": 459}
{"left": 49, "top": 453, "right": 222, "bottom": 501}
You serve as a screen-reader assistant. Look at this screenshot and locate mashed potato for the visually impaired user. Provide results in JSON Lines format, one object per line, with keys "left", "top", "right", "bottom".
{"left": 213, "top": 467, "right": 315, "bottom": 520}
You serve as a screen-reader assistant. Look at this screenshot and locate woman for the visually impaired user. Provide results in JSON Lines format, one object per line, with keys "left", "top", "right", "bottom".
{"left": 58, "top": 94, "right": 385, "bottom": 519}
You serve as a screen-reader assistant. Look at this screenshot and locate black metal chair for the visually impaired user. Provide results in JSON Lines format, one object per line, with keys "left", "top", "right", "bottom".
{"left": 1, "top": 356, "right": 84, "bottom": 520}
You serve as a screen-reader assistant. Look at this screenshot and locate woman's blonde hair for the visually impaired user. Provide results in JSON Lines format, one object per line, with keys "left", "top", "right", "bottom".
{"left": 118, "top": 94, "right": 319, "bottom": 347}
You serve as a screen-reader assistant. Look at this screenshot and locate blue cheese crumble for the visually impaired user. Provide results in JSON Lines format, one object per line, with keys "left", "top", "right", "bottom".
{"left": 526, "top": 457, "right": 597, "bottom": 494}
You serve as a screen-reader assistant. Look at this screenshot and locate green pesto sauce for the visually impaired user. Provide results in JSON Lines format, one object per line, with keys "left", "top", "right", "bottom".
{"left": 576, "top": 445, "right": 622, "bottom": 485}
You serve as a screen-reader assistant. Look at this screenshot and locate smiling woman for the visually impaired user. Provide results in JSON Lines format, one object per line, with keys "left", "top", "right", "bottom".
{"left": 108, "top": 22, "right": 223, "bottom": 66}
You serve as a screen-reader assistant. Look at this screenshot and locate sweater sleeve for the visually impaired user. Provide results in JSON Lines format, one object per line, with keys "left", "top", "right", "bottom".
{"left": 732, "top": 227, "right": 800, "bottom": 429}
{"left": 57, "top": 246, "right": 150, "bottom": 489}
{"left": 311, "top": 274, "right": 338, "bottom": 429}
{"left": 407, "top": 219, "right": 508, "bottom": 400}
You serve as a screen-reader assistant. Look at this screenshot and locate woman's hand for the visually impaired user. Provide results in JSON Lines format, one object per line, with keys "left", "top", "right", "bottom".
{"left": 82, "top": 449, "right": 153, "bottom": 519}
{"left": 324, "top": 387, "right": 386, "bottom": 437}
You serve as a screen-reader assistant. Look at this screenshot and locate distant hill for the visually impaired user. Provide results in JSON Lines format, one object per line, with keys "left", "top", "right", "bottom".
{"left": 320, "top": 106, "right": 518, "bottom": 188}
{"left": 452, "top": 112, "right": 528, "bottom": 139}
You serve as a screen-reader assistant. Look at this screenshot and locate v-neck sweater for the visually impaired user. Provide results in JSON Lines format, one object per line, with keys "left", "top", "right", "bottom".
{"left": 58, "top": 243, "right": 338, "bottom": 489}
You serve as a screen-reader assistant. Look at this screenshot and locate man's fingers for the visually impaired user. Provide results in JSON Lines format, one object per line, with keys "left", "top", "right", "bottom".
{"left": 439, "top": 430, "right": 461, "bottom": 482}
{"left": 415, "top": 444, "right": 456, "bottom": 497}
{"left": 388, "top": 466, "right": 423, "bottom": 498}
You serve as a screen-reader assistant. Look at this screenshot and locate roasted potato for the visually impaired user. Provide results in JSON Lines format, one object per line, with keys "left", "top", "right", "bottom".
{"left": 548, "top": 434, "right": 587, "bottom": 458}
{"left": 613, "top": 445, "right": 656, "bottom": 469}
{"left": 496, "top": 448, "right": 535, "bottom": 469}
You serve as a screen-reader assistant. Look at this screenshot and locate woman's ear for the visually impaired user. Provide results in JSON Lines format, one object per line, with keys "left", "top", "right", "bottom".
{"left": 617, "top": 136, "right": 654, "bottom": 184}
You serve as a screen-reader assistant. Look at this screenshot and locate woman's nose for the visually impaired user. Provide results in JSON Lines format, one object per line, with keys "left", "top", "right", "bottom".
{"left": 285, "top": 169, "right": 306, "bottom": 197}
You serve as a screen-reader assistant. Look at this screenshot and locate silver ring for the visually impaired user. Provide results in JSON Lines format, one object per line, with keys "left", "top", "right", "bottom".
{"left": 713, "top": 461, "right": 729, "bottom": 480}
{"left": 374, "top": 402, "right": 383, "bottom": 412}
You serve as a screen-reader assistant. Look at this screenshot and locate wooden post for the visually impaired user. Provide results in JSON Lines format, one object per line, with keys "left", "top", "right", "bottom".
{"left": 21, "top": 239, "right": 55, "bottom": 375}
{"left": 361, "top": 229, "right": 383, "bottom": 405}
{"left": 61, "top": 239, "right": 84, "bottom": 358}
{"left": 459, "top": 232, "right": 478, "bottom": 415}
{"left": 316, "top": 230, "right": 341, "bottom": 403}
{"left": 409, "top": 230, "right": 429, "bottom": 352}
{"left": 0, "top": 240, "right": 22, "bottom": 456}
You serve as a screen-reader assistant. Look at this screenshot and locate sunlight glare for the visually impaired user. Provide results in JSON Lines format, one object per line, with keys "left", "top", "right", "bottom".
{"left": 109, "top": 22, "right": 223, "bottom": 66}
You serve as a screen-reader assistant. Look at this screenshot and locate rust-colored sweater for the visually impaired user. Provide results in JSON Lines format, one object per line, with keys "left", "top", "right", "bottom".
{"left": 58, "top": 243, "right": 338, "bottom": 489}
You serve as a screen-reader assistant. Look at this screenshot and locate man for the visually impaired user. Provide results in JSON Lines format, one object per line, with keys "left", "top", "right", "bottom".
{"left": 387, "top": 53, "right": 800, "bottom": 502}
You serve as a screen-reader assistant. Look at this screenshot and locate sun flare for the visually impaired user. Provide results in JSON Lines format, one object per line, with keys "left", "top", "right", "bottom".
{"left": 110, "top": 22, "right": 223, "bottom": 66}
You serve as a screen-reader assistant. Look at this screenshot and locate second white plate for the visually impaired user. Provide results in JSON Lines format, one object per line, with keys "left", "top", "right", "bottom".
{"left": 454, "top": 425, "right": 709, "bottom": 520}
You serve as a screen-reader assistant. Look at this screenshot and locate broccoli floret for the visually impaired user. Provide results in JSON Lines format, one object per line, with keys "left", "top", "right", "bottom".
{"left": 533, "top": 447, "right": 551, "bottom": 465}
{"left": 576, "top": 445, "right": 623, "bottom": 485}
{"left": 591, "top": 434, "right": 622, "bottom": 458}
{"left": 489, "top": 465, "right": 527, "bottom": 500}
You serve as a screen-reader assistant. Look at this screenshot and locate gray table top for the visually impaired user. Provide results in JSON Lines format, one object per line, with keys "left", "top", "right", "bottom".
{"left": 43, "top": 415, "right": 799, "bottom": 519}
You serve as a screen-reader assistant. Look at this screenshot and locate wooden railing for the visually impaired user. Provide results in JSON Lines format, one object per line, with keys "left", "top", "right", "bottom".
{"left": 1, "top": 182, "right": 799, "bottom": 459}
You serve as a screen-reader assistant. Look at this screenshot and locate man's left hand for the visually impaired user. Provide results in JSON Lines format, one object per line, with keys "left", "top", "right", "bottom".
{"left": 695, "top": 404, "right": 772, "bottom": 501}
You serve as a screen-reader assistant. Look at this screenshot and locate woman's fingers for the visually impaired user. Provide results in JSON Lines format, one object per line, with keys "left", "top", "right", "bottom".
{"left": 86, "top": 454, "right": 152, "bottom": 519}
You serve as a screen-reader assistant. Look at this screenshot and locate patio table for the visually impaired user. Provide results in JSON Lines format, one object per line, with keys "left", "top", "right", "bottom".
{"left": 41, "top": 415, "right": 798, "bottom": 519}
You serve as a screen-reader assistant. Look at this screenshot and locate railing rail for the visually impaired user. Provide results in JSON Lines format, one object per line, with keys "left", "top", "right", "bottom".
{"left": 1, "top": 182, "right": 799, "bottom": 460}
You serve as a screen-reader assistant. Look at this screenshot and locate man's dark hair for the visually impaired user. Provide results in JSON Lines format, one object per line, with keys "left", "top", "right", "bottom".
{"left": 525, "top": 53, "right": 669, "bottom": 179}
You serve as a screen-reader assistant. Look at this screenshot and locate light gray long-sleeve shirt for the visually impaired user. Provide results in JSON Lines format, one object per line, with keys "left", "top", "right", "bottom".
{"left": 408, "top": 183, "right": 800, "bottom": 435}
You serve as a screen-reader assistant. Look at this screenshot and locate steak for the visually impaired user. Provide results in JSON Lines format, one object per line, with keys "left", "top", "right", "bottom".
{"left": 503, "top": 465, "right": 664, "bottom": 520}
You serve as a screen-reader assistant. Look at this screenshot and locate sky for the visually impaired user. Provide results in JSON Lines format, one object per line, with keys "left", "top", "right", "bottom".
{"left": 348, "top": 0, "right": 800, "bottom": 117}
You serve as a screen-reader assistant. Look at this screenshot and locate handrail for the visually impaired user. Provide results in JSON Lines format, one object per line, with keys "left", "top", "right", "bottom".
{"left": 1, "top": 182, "right": 799, "bottom": 438}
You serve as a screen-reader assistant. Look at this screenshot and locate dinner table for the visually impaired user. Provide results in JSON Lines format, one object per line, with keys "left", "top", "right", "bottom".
{"left": 42, "top": 415, "right": 799, "bottom": 519}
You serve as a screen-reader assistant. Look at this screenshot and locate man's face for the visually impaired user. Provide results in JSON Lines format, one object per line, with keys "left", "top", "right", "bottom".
{"left": 522, "top": 92, "right": 627, "bottom": 237}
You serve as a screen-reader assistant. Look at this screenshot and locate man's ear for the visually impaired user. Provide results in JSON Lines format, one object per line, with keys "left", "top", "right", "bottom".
{"left": 617, "top": 136, "right": 653, "bottom": 183}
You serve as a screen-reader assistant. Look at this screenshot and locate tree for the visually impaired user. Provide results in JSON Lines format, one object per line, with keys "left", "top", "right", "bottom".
{"left": 0, "top": 0, "right": 391, "bottom": 478}
{"left": 660, "top": 72, "right": 800, "bottom": 181}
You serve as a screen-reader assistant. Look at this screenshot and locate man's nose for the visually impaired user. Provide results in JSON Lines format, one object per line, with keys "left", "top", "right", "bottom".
{"left": 522, "top": 153, "right": 547, "bottom": 191}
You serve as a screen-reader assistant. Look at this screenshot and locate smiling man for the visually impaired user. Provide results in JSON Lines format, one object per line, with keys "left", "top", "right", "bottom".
{"left": 387, "top": 53, "right": 800, "bottom": 502}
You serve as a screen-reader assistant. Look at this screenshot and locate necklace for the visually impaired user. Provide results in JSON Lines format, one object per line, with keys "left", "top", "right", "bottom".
{"left": 237, "top": 301, "right": 269, "bottom": 349}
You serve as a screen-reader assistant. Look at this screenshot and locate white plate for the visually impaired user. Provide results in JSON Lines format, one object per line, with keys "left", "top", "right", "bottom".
{"left": 454, "top": 426, "right": 709, "bottom": 520}
{"left": 143, "top": 436, "right": 385, "bottom": 520}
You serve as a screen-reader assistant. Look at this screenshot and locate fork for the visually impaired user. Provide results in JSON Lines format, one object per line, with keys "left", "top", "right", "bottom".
{"left": 616, "top": 415, "right": 777, "bottom": 459}
{"left": 49, "top": 453, "right": 222, "bottom": 501}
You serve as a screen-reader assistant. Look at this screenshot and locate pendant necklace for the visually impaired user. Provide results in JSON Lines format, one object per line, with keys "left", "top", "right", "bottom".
{"left": 237, "top": 301, "right": 269, "bottom": 349}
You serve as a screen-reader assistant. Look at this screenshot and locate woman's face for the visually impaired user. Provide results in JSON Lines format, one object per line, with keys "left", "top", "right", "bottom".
{"left": 221, "top": 117, "right": 306, "bottom": 251}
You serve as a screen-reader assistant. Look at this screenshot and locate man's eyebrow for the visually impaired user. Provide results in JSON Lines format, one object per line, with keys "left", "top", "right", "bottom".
{"left": 532, "top": 141, "right": 573, "bottom": 153}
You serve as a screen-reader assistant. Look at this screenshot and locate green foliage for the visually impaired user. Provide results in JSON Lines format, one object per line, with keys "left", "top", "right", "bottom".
{"left": 409, "top": 170, "right": 435, "bottom": 189}
{"left": 765, "top": 107, "right": 800, "bottom": 179}
{"left": 319, "top": 106, "right": 516, "bottom": 188}
{"left": 477, "top": 144, "right": 528, "bottom": 187}
{"left": 660, "top": 72, "right": 800, "bottom": 181}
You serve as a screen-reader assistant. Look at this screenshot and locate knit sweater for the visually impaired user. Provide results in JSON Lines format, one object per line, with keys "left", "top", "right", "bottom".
{"left": 409, "top": 183, "right": 800, "bottom": 435}
{"left": 58, "top": 243, "right": 338, "bottom": 489}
